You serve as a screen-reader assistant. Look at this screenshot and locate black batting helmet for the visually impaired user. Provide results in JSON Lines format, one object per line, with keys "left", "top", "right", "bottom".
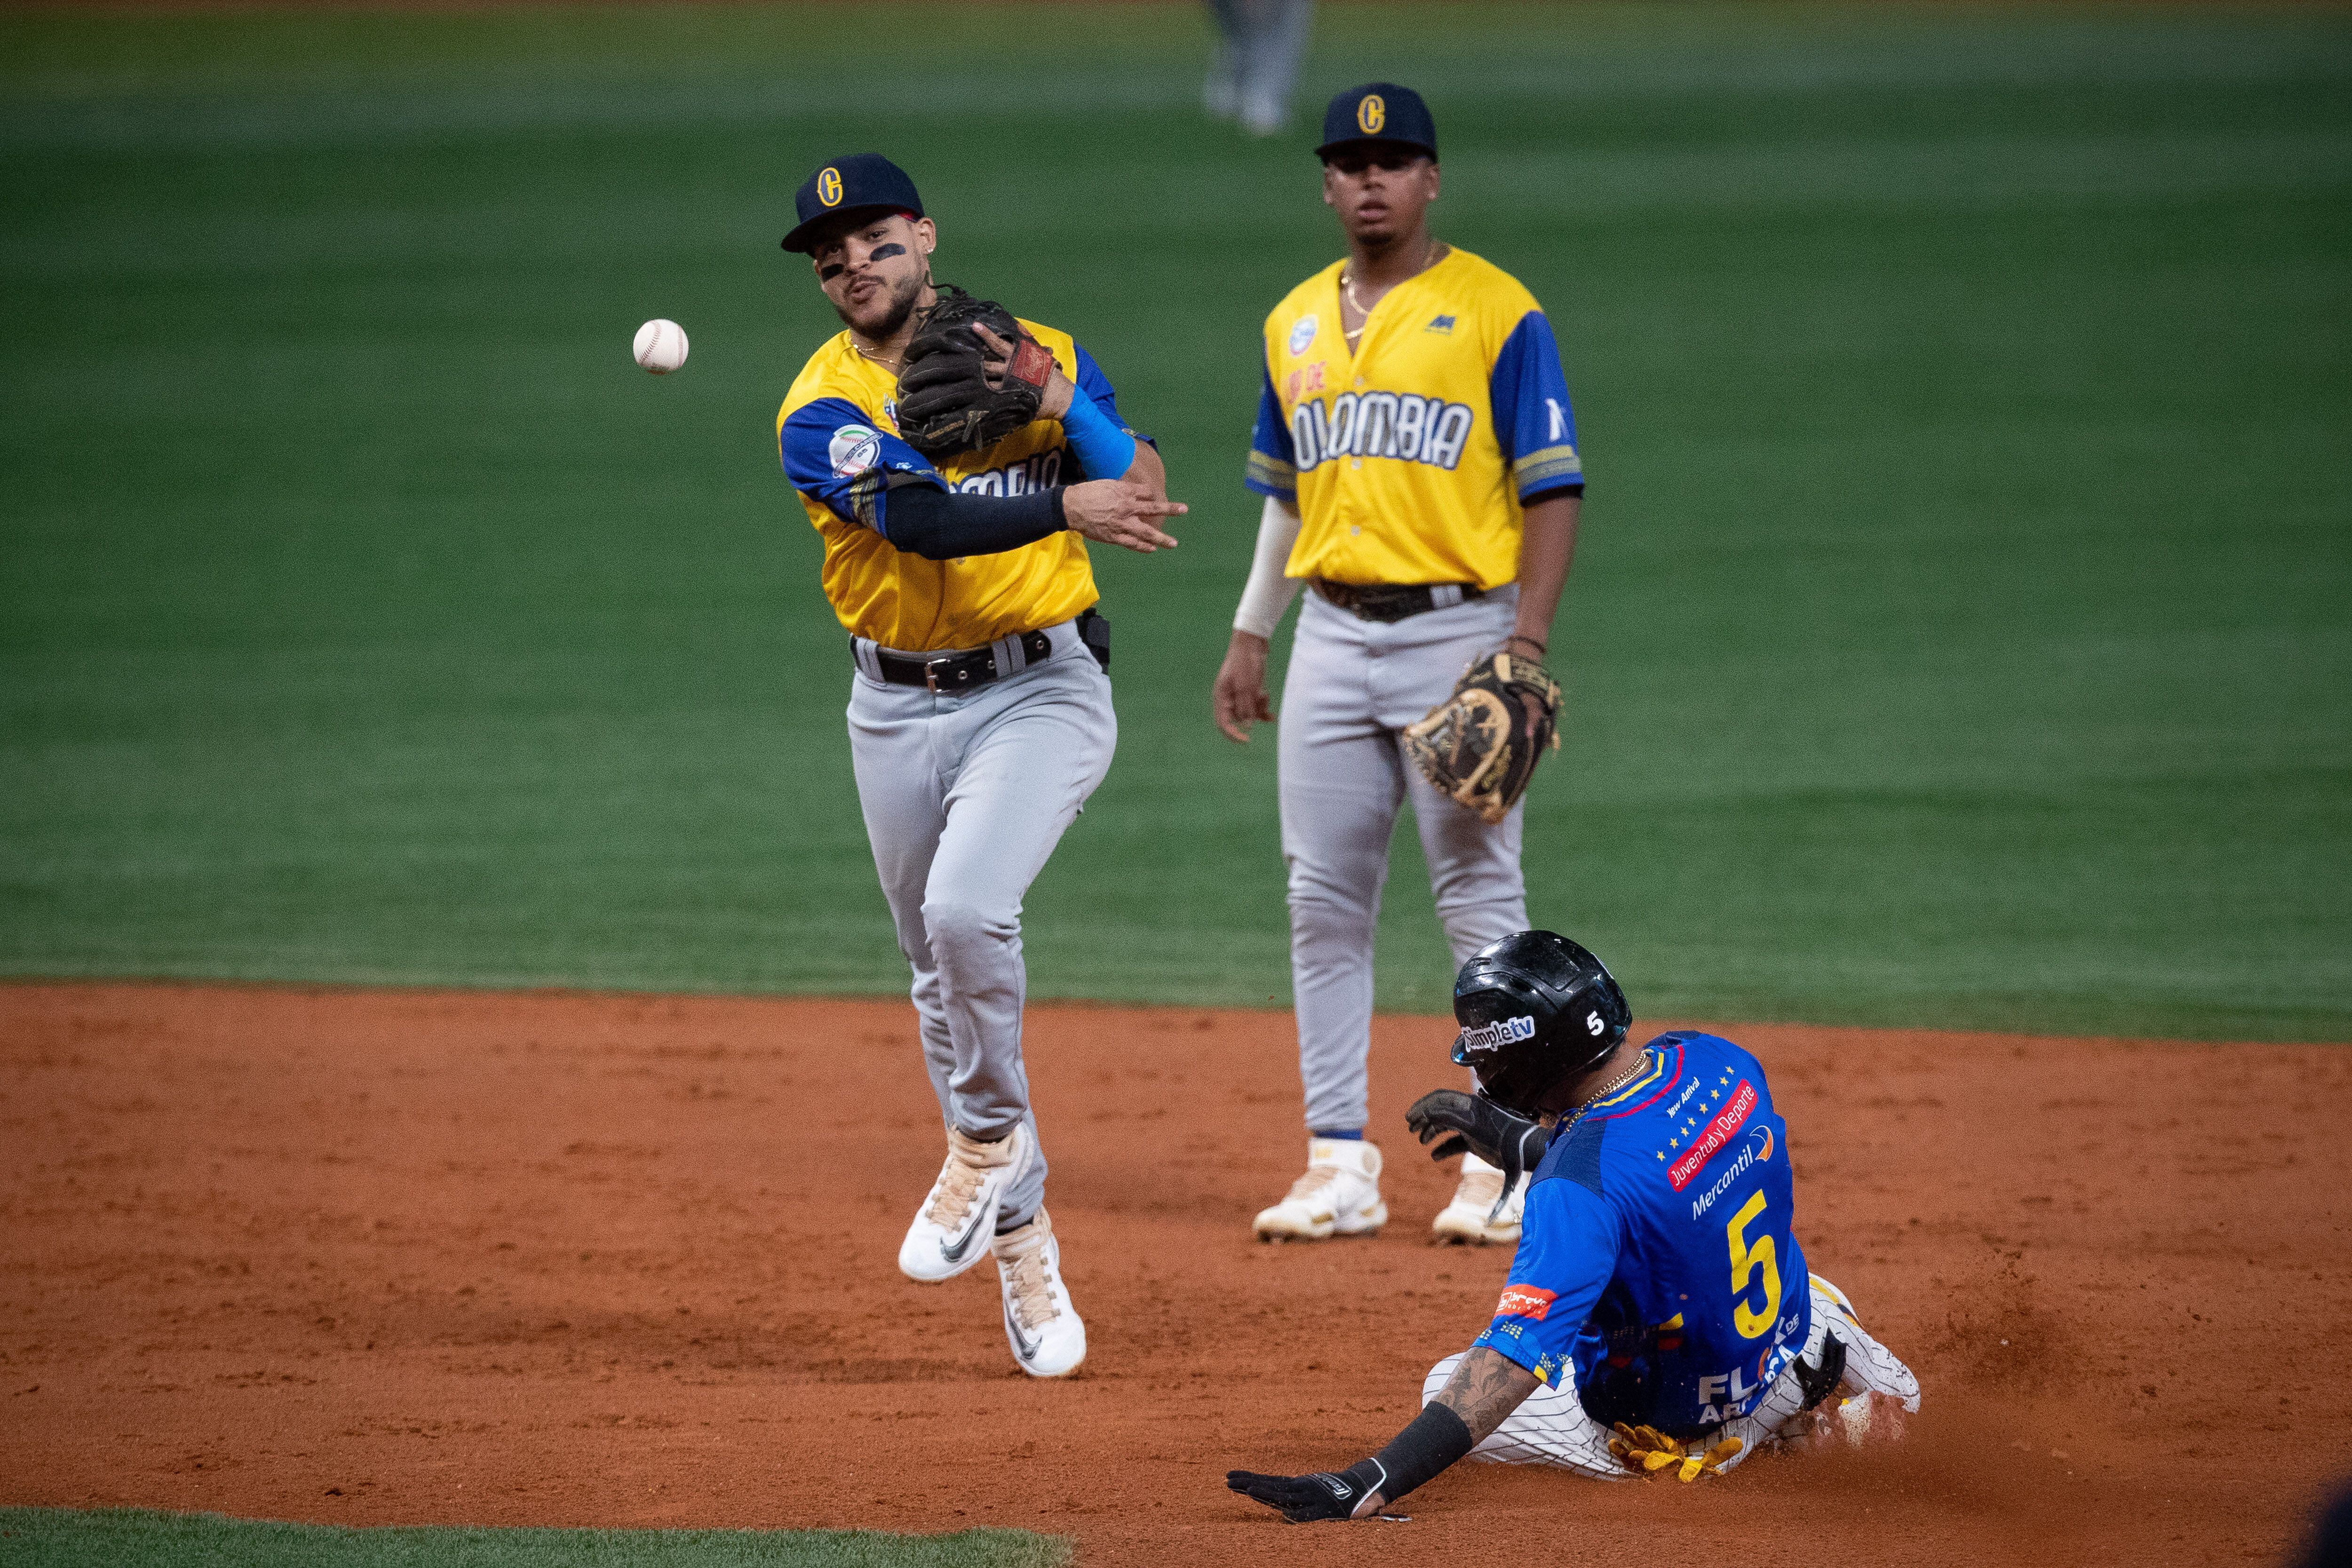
{"left": 1450, "top": 931, "right": 1633, "bottom": 1116}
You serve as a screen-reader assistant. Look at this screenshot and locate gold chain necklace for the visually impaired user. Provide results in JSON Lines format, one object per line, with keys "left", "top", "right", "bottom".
{"left": 1341, "top": 239, "right": 1442, "bottom": 342}
{"left": 1555, "top": 1049, "right": 1650, "bottom": 1138}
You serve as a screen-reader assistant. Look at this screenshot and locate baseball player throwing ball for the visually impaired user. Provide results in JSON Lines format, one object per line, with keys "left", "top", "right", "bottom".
{"left": 1227, "top": 932, "right": 1920, "bottom": 1518}
{"left": 1214, "top": 83, "right": 1584, "bottom": 1246}
{"left": 774, "top": 153, "right": 1184, "bottom": 1378}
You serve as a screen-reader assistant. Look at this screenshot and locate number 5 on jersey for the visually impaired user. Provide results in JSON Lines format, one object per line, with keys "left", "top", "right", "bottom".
{"left": 1726, "top": 1190, "right": 1782, "bottom": 1340}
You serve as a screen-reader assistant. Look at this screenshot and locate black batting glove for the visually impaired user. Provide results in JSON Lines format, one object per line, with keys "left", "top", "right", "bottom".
{"left": 1405, "top": 1089, "right": 1550, "bottom": 1214}
{"left": 1225, "top": 1459, "right": 1382, "bottom": 1522}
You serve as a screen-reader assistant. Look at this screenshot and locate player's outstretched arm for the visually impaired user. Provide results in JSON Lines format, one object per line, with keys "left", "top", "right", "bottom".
{"left": 1062, "top": 480, "right": 1184, "bottom": 554}
{"left": 964, "top": 321, "right": 1184, "bottom": 554}
{"left": 1225, "top": 1345, "right": 1537, "bottom": 1522}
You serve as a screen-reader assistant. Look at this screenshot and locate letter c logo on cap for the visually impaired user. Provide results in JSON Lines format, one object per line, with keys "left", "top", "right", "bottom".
{"left": 1356, "top": 94, "right": 1386, "bottom": 135}
{"left": 817, "top": 167, "right": 843, "bottom": 207}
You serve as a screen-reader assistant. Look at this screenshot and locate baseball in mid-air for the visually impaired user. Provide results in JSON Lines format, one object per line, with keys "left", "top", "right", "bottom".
{"left": 633, "top": 318, "right": 688, "bottom": 374}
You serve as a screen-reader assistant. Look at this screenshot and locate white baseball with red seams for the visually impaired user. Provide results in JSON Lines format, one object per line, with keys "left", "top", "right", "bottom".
{"left": 633, "top": 318, "right": 688, "bottom": 374}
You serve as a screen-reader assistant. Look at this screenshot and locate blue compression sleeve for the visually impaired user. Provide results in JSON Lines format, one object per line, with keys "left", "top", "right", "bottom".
{"left": 1060, "top": 392, "right": 1137, "bottom": 482}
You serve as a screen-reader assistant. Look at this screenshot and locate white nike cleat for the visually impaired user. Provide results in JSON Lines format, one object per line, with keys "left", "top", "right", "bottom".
{"left": 993, "top": 1209, "right": 1085, "bottom": 1378}
{"left": 1253, "top": 1138, "right": 1386, "bottom": 1241}
{"left": 1431, "top": 1151, "right": 1524, "bottom": 1245}
{"left": 899, "top": 1123, "right": 1033, "bottom": 1284}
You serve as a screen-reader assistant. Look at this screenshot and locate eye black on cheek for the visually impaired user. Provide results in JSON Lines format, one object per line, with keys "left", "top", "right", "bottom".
{"left": 819, "top": 262, "right": 845, "bottom": 280}
{"left": 868, "top": 243, "right": 906, "bottom": 261}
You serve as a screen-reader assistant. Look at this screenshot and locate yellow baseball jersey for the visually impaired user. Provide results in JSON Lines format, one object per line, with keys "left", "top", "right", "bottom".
{"left": 1247, "top": 247, "right": 1581, "bottom": 590}
{"left": 778, "top": 320, "right": 1134, "bottom": 651}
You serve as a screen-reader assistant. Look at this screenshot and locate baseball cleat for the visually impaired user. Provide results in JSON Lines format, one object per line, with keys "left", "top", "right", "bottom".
{"left": 1431, "top": 1152, "right": 1523, "bottom": 1245}
{"left": 899, "top": 1123, "right": 1034, "bottom": 1284}
{"left": 993, "top": 1208, "right": 1085, "bottom": 1378}
{"left": 1253, "top": 1137, "right": 1386, "bottom": 1241}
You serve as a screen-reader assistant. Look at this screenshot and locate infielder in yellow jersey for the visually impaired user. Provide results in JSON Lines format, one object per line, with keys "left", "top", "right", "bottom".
{"left": 1212, "top": 85, "right": 1586, "bottom": 1249}
{"left": 774, "top": 153, "right": 1184, "bottom": 1378}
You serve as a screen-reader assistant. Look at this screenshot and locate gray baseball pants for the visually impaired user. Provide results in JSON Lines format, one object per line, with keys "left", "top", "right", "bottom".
{"left": 1278, "top": 584, "right": 1530, "bottom": 1134}
{"left": 847, "top": 618, "right": 1115, "bottom": 1232}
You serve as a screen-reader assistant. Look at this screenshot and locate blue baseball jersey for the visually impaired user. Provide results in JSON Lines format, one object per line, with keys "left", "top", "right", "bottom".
{"left": 1472, "top": 1032, "right": 1812, "bottom": 1436}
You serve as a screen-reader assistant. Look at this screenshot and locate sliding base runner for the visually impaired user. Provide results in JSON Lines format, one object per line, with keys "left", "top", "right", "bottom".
{"left": 1227, "top": 932, "right": 1919, "bottom": 1521}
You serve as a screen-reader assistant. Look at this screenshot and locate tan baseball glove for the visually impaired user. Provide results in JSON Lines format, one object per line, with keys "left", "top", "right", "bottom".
{"left": 1401, "top": 649, "right": 1562, "bottom": 825}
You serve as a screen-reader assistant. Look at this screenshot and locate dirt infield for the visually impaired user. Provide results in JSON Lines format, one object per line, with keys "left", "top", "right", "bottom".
{"left": 2, "top": 983, "right": 2346, "bottom": 1564}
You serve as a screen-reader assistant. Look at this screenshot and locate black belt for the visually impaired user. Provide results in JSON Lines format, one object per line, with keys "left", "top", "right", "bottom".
{"left": 1311, "top": 579, "right": 1485, "bottom": 623}
{"left": 867, "top": 629, "right": 1056, "bottom": 693}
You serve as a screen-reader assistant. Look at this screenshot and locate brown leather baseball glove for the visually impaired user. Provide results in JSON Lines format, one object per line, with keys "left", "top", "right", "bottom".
{"left": 1401, "top": 649, "right": 1562, "bottom": 825}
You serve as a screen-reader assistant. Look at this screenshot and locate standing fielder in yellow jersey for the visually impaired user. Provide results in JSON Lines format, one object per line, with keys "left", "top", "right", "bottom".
{"left": 1211, "top": 86, "right": 1586, "bottom": 1249}
{"left": 775, "top": 154, "right": 1184, "bottom": 1378}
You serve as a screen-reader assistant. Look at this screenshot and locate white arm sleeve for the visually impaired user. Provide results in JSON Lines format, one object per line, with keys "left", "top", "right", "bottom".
{"left": 1232, "top": 493, "right": 1305, "bottom": 640}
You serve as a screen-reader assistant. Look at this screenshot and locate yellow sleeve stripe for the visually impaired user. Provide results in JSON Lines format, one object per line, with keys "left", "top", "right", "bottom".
{"left": 1246, "top": 451, "right": 1298, "bottom": 493}
{"left": 847, "top": 469, "right": 885, "bottom": 528}
{"left": 1514, "top": 444, "right": 1584, "bottom": 494}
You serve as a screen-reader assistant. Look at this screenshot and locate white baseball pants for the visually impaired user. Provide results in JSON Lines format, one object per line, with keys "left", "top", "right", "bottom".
{"left": 846, "top": 619, "right": 1116, "bottom": 1232}
{"left": 1421, "top": 1274, "right": 1923, "bottom": 1480}
{"left": 1279, "top": 584, "right": 1529, "bottom": 1133}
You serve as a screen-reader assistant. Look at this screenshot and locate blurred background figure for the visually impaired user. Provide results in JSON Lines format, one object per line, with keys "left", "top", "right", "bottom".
{"left": 1204, "top": 0, "right": 1315, "bottom": 135}
{"left": 2296, "top": 1481, "right": 2352, "bottom": 1568}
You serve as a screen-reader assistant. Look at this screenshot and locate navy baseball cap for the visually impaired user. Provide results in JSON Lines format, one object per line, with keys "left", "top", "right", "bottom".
{"left": 1316, "top": 82, "right": 1438, "bottom": 161}
{"left": 782, "top": 152, "right": 924, "bottom": 253}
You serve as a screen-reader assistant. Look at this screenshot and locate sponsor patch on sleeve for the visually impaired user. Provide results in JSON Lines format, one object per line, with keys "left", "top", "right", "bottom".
{"left": 1495, "top": 1284, "right": 1557, "bottom": 1321}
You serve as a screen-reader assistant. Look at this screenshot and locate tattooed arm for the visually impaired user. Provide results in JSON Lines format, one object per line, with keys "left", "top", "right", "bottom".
{"left": 1349, "top": 1348, "right": 1540, "bottom": 1512}
{"left": 1434, "top": 1346, "right": 1542, "bottom": 1445}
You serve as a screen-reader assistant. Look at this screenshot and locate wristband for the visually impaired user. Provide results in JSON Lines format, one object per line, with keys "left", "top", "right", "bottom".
{"left": 1058, "top": 390, "right": 1137, "bottom": 481}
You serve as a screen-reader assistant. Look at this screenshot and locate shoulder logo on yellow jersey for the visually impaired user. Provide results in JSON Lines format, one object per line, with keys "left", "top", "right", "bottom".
{"left": 1426, "top": 314, "right": 1456, "bottom": 334}
{"left": 1356, "top": 94, "right": 1386, "bottom": 135}
{"left": 816, "top": 167, "right": 844, "bottom": 207}
{"left": 829, "top": 424, "right": 881, "bottom": 477}
{"left": 1288, "top": 315, "right": 1319, "bottom": 356}
{"left": 1288, "top": 389, "right": 1476, "bottom": 474}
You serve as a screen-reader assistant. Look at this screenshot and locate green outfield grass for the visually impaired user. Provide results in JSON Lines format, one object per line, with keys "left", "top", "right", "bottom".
{"left": 0, "top": 1509, "right": 1067, "bottom": 1568}
{"left": 1, "top": 4, "right": 2346, "bottom": 1039}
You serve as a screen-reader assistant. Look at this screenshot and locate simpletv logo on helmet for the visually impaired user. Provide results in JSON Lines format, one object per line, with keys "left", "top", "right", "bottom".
{"left": 1457, "top": 1015, "right": 1536, "bottom": 1053}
